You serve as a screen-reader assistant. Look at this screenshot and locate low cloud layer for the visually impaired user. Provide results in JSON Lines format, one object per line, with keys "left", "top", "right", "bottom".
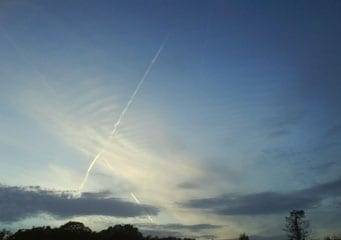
{"left": 137, "top": 223, "right": 221, "bottom": 232}
{"left": 177, "top": 182, "right": 201, "bottom": 189}
{"left": 0, "top": 185, "right": 159, "bottom": 222}
{"left": 183, "top": 176, "right": 341, "bottom": 215}
{"left": 137, "top": 223, "right": 221, "bottom": 239}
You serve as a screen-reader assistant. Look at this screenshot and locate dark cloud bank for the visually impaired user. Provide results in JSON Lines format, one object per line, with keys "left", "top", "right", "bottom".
{"left": 183, "top": 176, "right": 341, "bottom": 215}
{"left": 0, "top": 185, "right": 158, "bottom": 223}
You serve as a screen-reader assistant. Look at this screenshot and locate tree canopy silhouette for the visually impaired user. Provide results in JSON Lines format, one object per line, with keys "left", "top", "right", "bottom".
{"left": 239, "top": 233, "right": 249, "bottom": 240}
{"left": 284, "top": 210, "right": 310, "bottom": 240}
{"left": 4, "top": 221, "right": 194, "bottom": 240}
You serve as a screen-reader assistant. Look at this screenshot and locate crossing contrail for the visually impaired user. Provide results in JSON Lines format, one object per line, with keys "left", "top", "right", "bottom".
{"left": 78, "top": 37, "right": 168, "bottom": 193}
{"left": 103, "top": 158, "right": 154, "bottom": 223}
{"left": 130, "top": 192, "right": 154, "bottom": 223}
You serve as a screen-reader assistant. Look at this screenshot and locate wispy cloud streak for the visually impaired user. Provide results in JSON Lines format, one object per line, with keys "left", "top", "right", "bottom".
{"left": 78, "top": 37, "right": 168, "bottom": 192}
{"left": 0, "top": 26, "right": 56, "bottom": 95}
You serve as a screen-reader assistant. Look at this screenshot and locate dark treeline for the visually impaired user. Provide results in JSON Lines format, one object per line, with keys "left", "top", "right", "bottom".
{"left": 0, "top": 210, "right": 340, "bottom": 240}
{"left": 0, "top": 221, "right": 194, "bottom": 240}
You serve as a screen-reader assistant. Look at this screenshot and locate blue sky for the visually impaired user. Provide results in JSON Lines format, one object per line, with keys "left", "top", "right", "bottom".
{"left": 0, "top": 0, "right": 341, "bottom": 239}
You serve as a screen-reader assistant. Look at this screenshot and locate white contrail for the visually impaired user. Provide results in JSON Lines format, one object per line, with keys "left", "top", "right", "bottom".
{"left": 78, "top": 37, "right": 168, "bottom": 193}
{"left": 130, "top": 192, "right": 141, "bottom": 204}
{"left": 130, "top": 192, "right": 153, "bottom": 223}
{"left": 104, "top": 159, "right": 153, "bottom": 223}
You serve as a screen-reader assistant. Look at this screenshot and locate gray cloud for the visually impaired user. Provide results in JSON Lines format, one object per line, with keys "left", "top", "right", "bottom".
{"left": 259, "top": 141, "right": 339, "bottom": 169}
{"left": 309, "top": 160, "right": 338, "bottom": 172}
{"left": 267, "top": 130, "right": 290, "bottom": 139}
{"left": 0, "top": 184, "right": 159, "bottom": 223}
{"left": 303, "top": 176, "right": 341, "bottom": 197}
{"left": 195, "top": 234, "right": 217, "bottom": 240}
{"left": 224, "top": 235, "right": 286, "bottom": 240}
{"left": 265, "top": 111, "right": 304, "bottom": 130}
{"left": 162, "top": 223, "right": 221, "bottom": 231}
{"left": 80, "top": 190, "right": 112, "bottom": 198}
{"left": 325, "top": 124, "right": 341, "bottom": 138}
{"left": 183, "top": 176, "right": 341, "bottom": 215}
{"left": 177, "top": 182, "right": 200, "bottom": 189}
{"left": 184, "top": 192, "right": 320, "bottom": 215}
{"left": 138, "top": 223, "right": 220, "bottom": 239}
{"left": 140, "top": 229, "right": 183, "bottom": 238}
{"left": 137, "top": 223, "right": 221, "bottom": 232}
{"left": 263, "top": 111, "right": 304, "bottom": 139}
{"left": 249, "top": 235, "right": 286, "bottom": 240}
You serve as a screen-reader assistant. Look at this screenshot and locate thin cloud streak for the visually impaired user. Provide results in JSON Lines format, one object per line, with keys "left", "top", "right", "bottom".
{"left": 78, "top": 36, "right": 169, "bottom": 193}
{"left": 0, "top": 26, "right": 56, "bottom": 95}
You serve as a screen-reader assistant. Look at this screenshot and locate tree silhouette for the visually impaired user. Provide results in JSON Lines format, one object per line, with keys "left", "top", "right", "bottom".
{"left": 98, "top": 224, "right": 143, "bottom": 240}
{"left": 324, "top": 236, "right": 341, "bottom": 240}
{"left": 284, "top": 210, "right": 310, "bottom": 240}
{"left": 60, "top": 221, "right": 92, "bottom": 232}
{"left": 239, "top": 233, "right": 249, "bottom": 240}
{"left": 8, "top": 226, "right": 53, "bottom": 240}
{"left": 0, "top": 229, "right": 11, "bottom": 240}
{"left": 5, "top": 221, "right": 192, "bottom": 240}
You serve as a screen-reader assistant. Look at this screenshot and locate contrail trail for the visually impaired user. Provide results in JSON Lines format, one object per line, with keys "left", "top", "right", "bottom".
{"left": 78, "top": 37, "right": 168, "bottom": 193}
{"left": 130, "top": 192, "right": 141, "bottom": 204}
{"left": 130, "top": 192, "right": 154, "bottom": 223}
{"left": 103, "top": 158, "right": 154, "bottom": 223}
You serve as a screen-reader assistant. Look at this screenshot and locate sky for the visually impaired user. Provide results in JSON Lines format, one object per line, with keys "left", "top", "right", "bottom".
{"left": 0, "top": 0, "right": 341, "bottom": 239}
